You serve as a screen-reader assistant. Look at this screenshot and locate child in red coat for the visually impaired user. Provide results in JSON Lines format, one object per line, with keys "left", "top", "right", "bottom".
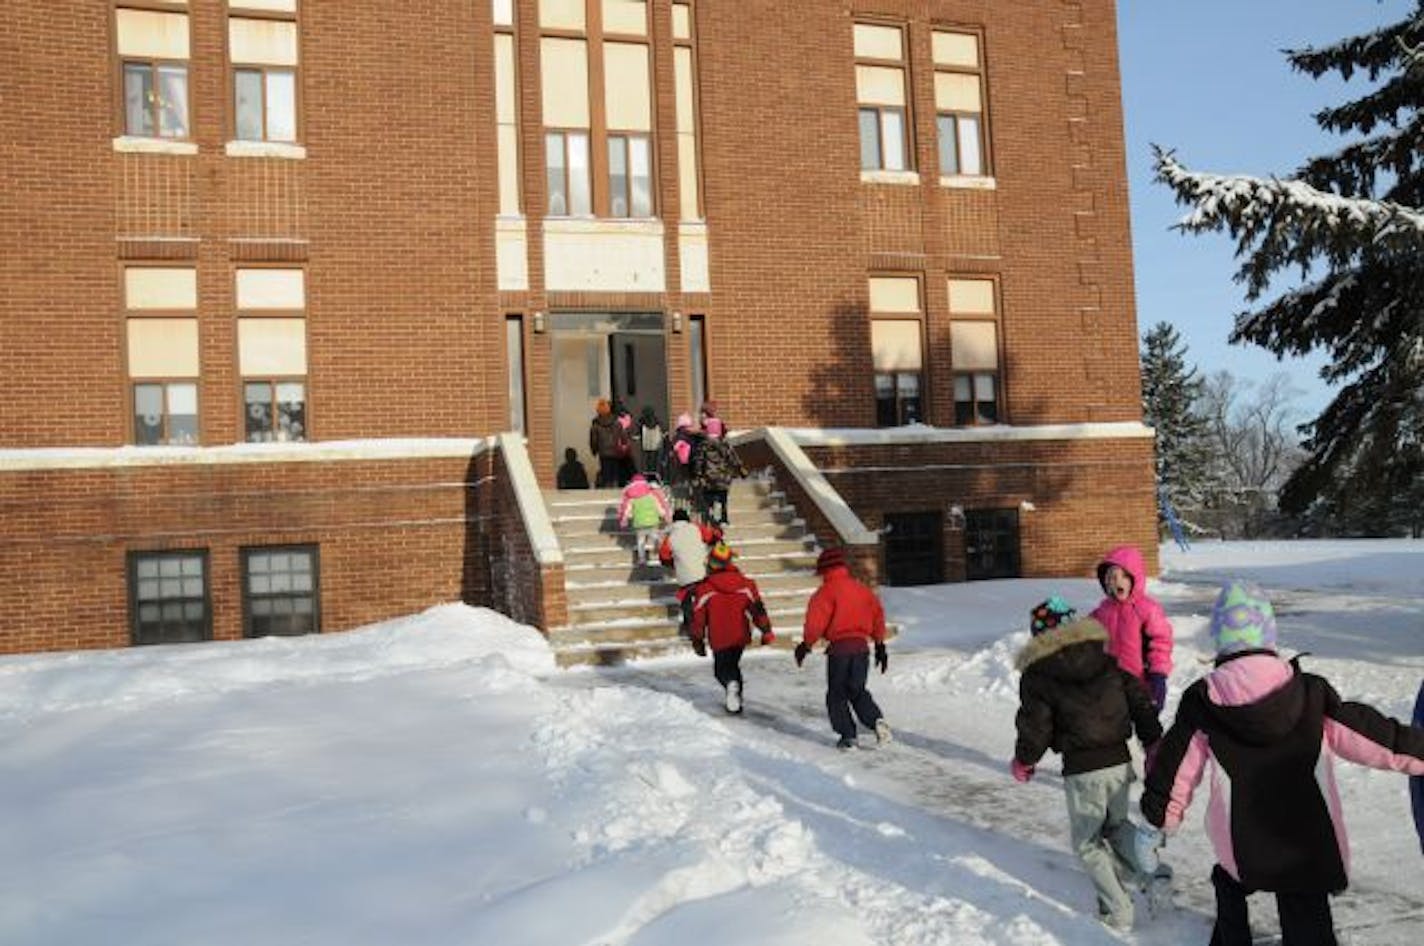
{"left": 689, "top": 542, "right": 774, "bottom": 714}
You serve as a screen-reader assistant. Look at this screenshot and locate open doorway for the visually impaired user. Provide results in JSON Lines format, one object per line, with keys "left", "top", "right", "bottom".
{"left": 549, "top": 312, "right": 668, "bottom": 483}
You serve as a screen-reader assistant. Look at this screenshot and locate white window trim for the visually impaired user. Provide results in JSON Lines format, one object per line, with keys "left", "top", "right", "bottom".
{"left": 860, "top": 169, "right": 921, "bottom": 186}
{"left": 940, "top": 174, "right": 996, "bottom": 190}
{"left": 225, "top": 140, "right": 307, "bottom": 160}
{"left": 113, "top": 136, "right": 199, "bottom": 155}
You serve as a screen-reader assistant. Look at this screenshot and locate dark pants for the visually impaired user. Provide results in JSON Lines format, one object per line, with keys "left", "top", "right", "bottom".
{"left": 1209, "top": 865, "right": 1336, "bottom": 946}
{"left": 713, "top": 647, "right": 744, "bottom": 689}
{"left": 597, "top": 456, "right": 622, "bottom": 488}
{"left": 678, "top": 587, "right": 695, "bottom": 636}
{"left": 825, "top": 651, "right": 883, "bottom": 739}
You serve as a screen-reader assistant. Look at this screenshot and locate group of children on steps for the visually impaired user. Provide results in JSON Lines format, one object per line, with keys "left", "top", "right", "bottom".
{"left": 1011, "top": 546, "right": 1424, "bottom": 944}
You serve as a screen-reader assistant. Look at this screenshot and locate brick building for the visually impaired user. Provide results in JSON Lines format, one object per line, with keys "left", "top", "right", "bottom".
{"left": 0, "top": 0, "right": 1157, "bottom": 656}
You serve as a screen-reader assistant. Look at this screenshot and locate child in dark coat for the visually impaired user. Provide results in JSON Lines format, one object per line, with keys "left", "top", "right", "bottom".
{"left": 1011, "top": 595, "right": 1164, "bottom": 932}
{"left": 1414, "top": 680, "right": 1424, "bottom": 854}
{"left": 1143, "top": 580, "right": 1424, "bottom": 946}
{"left": 688, "top": 542, "right": 774, "bottom": 714}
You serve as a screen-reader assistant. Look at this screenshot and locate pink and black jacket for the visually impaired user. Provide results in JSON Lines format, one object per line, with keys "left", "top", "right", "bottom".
{"left": 1142, "top": 651, "right": 1424, "bottom": 893}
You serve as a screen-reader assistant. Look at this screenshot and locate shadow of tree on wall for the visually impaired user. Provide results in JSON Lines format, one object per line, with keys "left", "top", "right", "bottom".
{"left": 801, "top": 300, "right": 876, "bottom": 429}
{"left": 460, "top": 448, "right": 492, "bottom": 609}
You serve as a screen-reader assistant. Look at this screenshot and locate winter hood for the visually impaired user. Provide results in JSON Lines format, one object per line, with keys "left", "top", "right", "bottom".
{"left": 1200, "top": 651, "right": 1303, "bottom": 746}
{"left": 1097, "top": 545, "right": 1147, "bottom": 601}
{"left": 1014, "top": 617, "right": 1114, "bottom": 681}
{"left": 699, "top": 566, "right": 748, "bottom": 592}
{"left": 623, "top": 478, "right": 652, "bottom": 499}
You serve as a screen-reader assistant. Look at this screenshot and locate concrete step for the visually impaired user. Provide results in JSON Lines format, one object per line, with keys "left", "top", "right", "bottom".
{"left": 553, "top": 521, "right": 808, "bottom": 546}
{"left": 563, "top": 569, "right": 820, "bottom": 605}
{"left": 546, "top": 486, "right": 781, "bottom": 510}
{"left": 561, "top": 537, "right": 814, "bottom": 566}
{"left": 550, "top": 510, "right": 799, "bottom": 538}
{"left": 562, "top": 551, "right": 821, "bottom": 583}
{"left": 565, "top": 587, "right": 814, "bottom": 626}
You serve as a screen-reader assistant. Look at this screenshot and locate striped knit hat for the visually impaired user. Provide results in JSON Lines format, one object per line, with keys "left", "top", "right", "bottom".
{"left": 1209, "top": 580, "right": 1277, "bottom": 656}
{"left": 707, "top": 542, "right": 735, "bottom": 570}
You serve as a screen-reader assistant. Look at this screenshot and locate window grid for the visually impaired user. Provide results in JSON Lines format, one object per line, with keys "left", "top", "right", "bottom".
{"left": 121, "top": 59, "right": 190, "bottom": 139}
{"left": 243, "top": 379, "right": 307, "bottom": 443}
{"left": 228, "top": 4, "right": 301, "bottom": 144}
{"left": 672, "top": 2, "right": 702, "bottom": 219}
{"left": 948, "top": 276, "right": 1002, "bottom": 427}
{"left": 855, "top": 22, "right": 911, "bottom": 173}
{"left": 241, "top": 545, "right": 320, "bottom": 638}
{"left": 606, "top": 133, "right": 653, "bottom": 217}
{"left": 129, "top": 550, "right": 210, "bottom": 645}
{"left": 870, "top": 275, "right": 925, "bottom": 427}
{"left": 133, "top": 381, "right": 199, "bottom": 446}
{"left": 934, "top": 29, "right": 990, "bottom": 177}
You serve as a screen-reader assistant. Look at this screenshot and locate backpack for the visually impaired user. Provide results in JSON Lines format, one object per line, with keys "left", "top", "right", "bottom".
{"left": 613, "top": 427, "right": 632, "bottom": 458}
{"left": 640, "top": 424, "right": 663, "bottom": 452}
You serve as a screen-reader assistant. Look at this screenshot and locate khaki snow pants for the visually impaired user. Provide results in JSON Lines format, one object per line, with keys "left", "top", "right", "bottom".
{"left": 1063, "top": 762, "right": 1140, "bottom": 929}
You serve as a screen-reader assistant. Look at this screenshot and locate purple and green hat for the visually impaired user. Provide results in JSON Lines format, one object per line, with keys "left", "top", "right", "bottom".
{"left": 1209, "top": 580, "right": 1277, "bottom": 656}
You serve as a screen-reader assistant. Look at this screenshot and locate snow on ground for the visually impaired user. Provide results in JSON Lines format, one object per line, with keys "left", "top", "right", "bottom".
{"left": 2, "top": 542, "right": 1422, "bottom": 944}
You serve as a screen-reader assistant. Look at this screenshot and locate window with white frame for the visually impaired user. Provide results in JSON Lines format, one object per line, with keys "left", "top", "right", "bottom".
{"left": 124, "top": 266, "right": 199, "bottom": 445}
{"left": 115, "top": 4, "right": 191, "bottom": 139}
{"left": 933, "top": 30, "right": 989, "bottom": 177}
{"left": 236, "top": 268, "right": 307, "bottom": 442}
{"left": 854, "top": 23, "right": 910, "bottom": 173}
{"left": 949, "top": 278, "right": 1001, "bottom": 425}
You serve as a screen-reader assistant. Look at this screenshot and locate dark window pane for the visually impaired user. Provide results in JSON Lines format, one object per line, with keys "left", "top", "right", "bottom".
{"left": 124, "top": 63, "right": 155, "bottom": 137}
{"left": 874, "top": 373, "right": 897, "bottom": 427}
{"left": 898, "top": 373, "right": 922, "bottom": 425}
{"left": 134, "top": 383, "right": 164, "bottom": 446}
{"left": 245, "top": 382, "right": 272, "bottom": 442}
{"left": 157, "top": 65, "right": 189, "bottom": 138}
{"left": 884, "top": 512, "right": 944, "bottom": 586}
{"left": 131, "top": 552, "right": 207, "bottom": 645}
{"left": 276, "top": 382, "right": 305, "bottom": 442}
{"left": 859, "top": 108, "right": 880, "bottom": 170}
{"left": 937, "top": 114, "right": 958, "bottom": 174}
{"left": 235, "top": 69, "right": 264, "bottom": 141}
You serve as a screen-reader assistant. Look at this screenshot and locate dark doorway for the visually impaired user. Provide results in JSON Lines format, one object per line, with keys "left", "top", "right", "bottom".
{"left": 964, "top": 508, "right": 1020, "bottom": 580}
{"left": 883, "top": 511, "right": 944, "bottom": 586}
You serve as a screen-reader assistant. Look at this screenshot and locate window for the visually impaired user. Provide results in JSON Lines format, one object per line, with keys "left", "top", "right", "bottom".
{"left": 124, "top": 266, "right": 199, "bottom": 445}
{"left": 688, "top": 314, "right": 708, "bottom": 410}
{"left": 934, "top": 30, "right": 988, "bottom": 177}
{"left": 494, "top": 15, "right": 520, "bottom": 215}
{"left": 242, "top": 546, "right": 319, "bottom": 638}
{"left": 964, "top": 508, "right": 1019, "bottom": 580}
{"left": 870, "top": 276, "right": 923, "bottom": 426}
{"left": 237, "top": 268, "right": 308, "bottom": 442}
{"left": 115, "top": 6, "right": 191, "bottom": 139}
{"left": 539, "top": 3, "right": 655, "bottom": 218}
{"left": 884, "top": 512, "right": 944, "bottom": 586}
{"left": 949, "top": 278, "right": 1000, "bottom": 425}
{"left": 673, "top": 4, "right": 701, "bottom": 219}
{"left": 129, "top": 550, "right": 209, "bottom": 645}
{"left": 229, "top": 4, "right": 300, "bottom": 143}
{"left": 854, "top": 23, "right": 909, "bottom": 172}
{"left": 506, "top": 315, "right": 526, "bottom": 433}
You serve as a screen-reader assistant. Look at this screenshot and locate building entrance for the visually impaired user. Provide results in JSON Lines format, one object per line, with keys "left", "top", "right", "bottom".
{"left": 550, "top": 313, "right": 668, "bottom": 480}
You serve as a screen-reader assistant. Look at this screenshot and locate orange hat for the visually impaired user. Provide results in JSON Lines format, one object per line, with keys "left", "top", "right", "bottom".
{"left": 596, "top": 398, "right": 612, "bottom": 416}
{"left": 707, "top": 542, "right": 735, "bottom": 570}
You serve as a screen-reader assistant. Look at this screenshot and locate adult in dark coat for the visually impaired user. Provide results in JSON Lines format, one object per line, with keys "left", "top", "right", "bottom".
{"left": 588, "top": 398, "right": 627, "bottom": 488}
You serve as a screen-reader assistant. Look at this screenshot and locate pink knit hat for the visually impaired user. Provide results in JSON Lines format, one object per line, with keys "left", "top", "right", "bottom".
{"left": 705, "top": 417, "right": 725, "bottom": 438}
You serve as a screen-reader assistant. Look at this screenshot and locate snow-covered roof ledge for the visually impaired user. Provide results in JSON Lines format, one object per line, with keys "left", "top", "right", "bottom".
{"left": 784, "top": 421, "right": 1154, "bottom": 447}
{"left": 0, "top": 438, "right": 491, "bottom": 472}
{"left": 734, "top": 428, "right": 878, "bottom": 546}
{"left": 495, "top": 432, "right": 564, "bottom": 566}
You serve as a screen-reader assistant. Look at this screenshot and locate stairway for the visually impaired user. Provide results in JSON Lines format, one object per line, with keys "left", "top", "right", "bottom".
{"left": 546, "top": 476, "right": 822, "bottom": 666}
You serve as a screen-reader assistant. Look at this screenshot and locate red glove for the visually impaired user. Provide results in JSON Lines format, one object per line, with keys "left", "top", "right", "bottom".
{"left": 793, "top": 642, "right": 810, "bottom": 667}
{"left": 1010, "top": 758, "right": 1035, "bottom": 783}
{"left": 761, "top": 630, "right": 776, "bottom": 646}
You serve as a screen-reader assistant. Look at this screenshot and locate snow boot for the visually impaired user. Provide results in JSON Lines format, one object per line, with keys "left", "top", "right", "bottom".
{"left": 836, "top": 735, "right": 858, "bottom": 751}
{"left": 875, "top": 718, "right": 893, "bottom": 746}
{"left": 725, "top": 680, "right": 742, "bottom": 714}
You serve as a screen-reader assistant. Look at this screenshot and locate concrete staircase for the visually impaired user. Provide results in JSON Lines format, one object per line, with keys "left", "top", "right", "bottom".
{"left": 546, "top": 476, "right": 822, "bottom": 666}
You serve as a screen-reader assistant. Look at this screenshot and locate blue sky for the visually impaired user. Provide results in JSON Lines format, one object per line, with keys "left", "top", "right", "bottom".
{"left": 1116, "top": 0, "right": 1413, "bottom": 417}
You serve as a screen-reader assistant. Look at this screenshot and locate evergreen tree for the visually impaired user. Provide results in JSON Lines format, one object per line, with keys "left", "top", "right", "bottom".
{"left": 1152, "top": 5, "right": 1424, "bottom": 528}
{"left": 1140, "top": 322, "right": 1213, "bottom": 517}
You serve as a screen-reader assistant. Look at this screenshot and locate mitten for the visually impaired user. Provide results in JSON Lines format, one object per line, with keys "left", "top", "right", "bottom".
{"left": 1143, "top": 739, "right": 1161, "bottom": 774}
{"left": 1146, "top": 672, "right": 1168, "bottom": 711}
{"left": 761, "top": 629, "right": 776, "bottom": 647}
{"left": 793, "top": 642, "right": 810, "bottom": 667}
{"left": 874, "top": 642, "right": 888, "bottom": 674}
{"left": 1010, "top": 758, "right": 1035, "bottom": 783}
{"left": 692, "top": 637, "right": 707, "bottom": 657}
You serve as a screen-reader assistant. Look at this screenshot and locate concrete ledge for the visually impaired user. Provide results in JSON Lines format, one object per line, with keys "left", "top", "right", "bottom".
{"left": 734, "top": 428, "right": 878, "bottom": 547}
{"left": 225, "top": 140, "right": 307, "bottom": 160}
{"left": 860, "top": 169, "right": 921, "bottom": 186}
{"left": 0, "top": 439, "right": 488, "bottom": 472}
{"left": 112, "top": 137, "right": 197, "bottom": 155}
{"left": 784, "top": 422, "right": 1154, "bottom": 447}
{"left": 496, "top": 432, "right": 563, "bottom": 566}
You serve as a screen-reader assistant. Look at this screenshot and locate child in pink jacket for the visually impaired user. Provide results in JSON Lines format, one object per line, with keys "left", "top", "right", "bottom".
{"left": 1092, "top": 545, "right": 1174, "bottom": 710}
{"left": 1142, "top": 580, "right": 1424, "bottom": 946}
